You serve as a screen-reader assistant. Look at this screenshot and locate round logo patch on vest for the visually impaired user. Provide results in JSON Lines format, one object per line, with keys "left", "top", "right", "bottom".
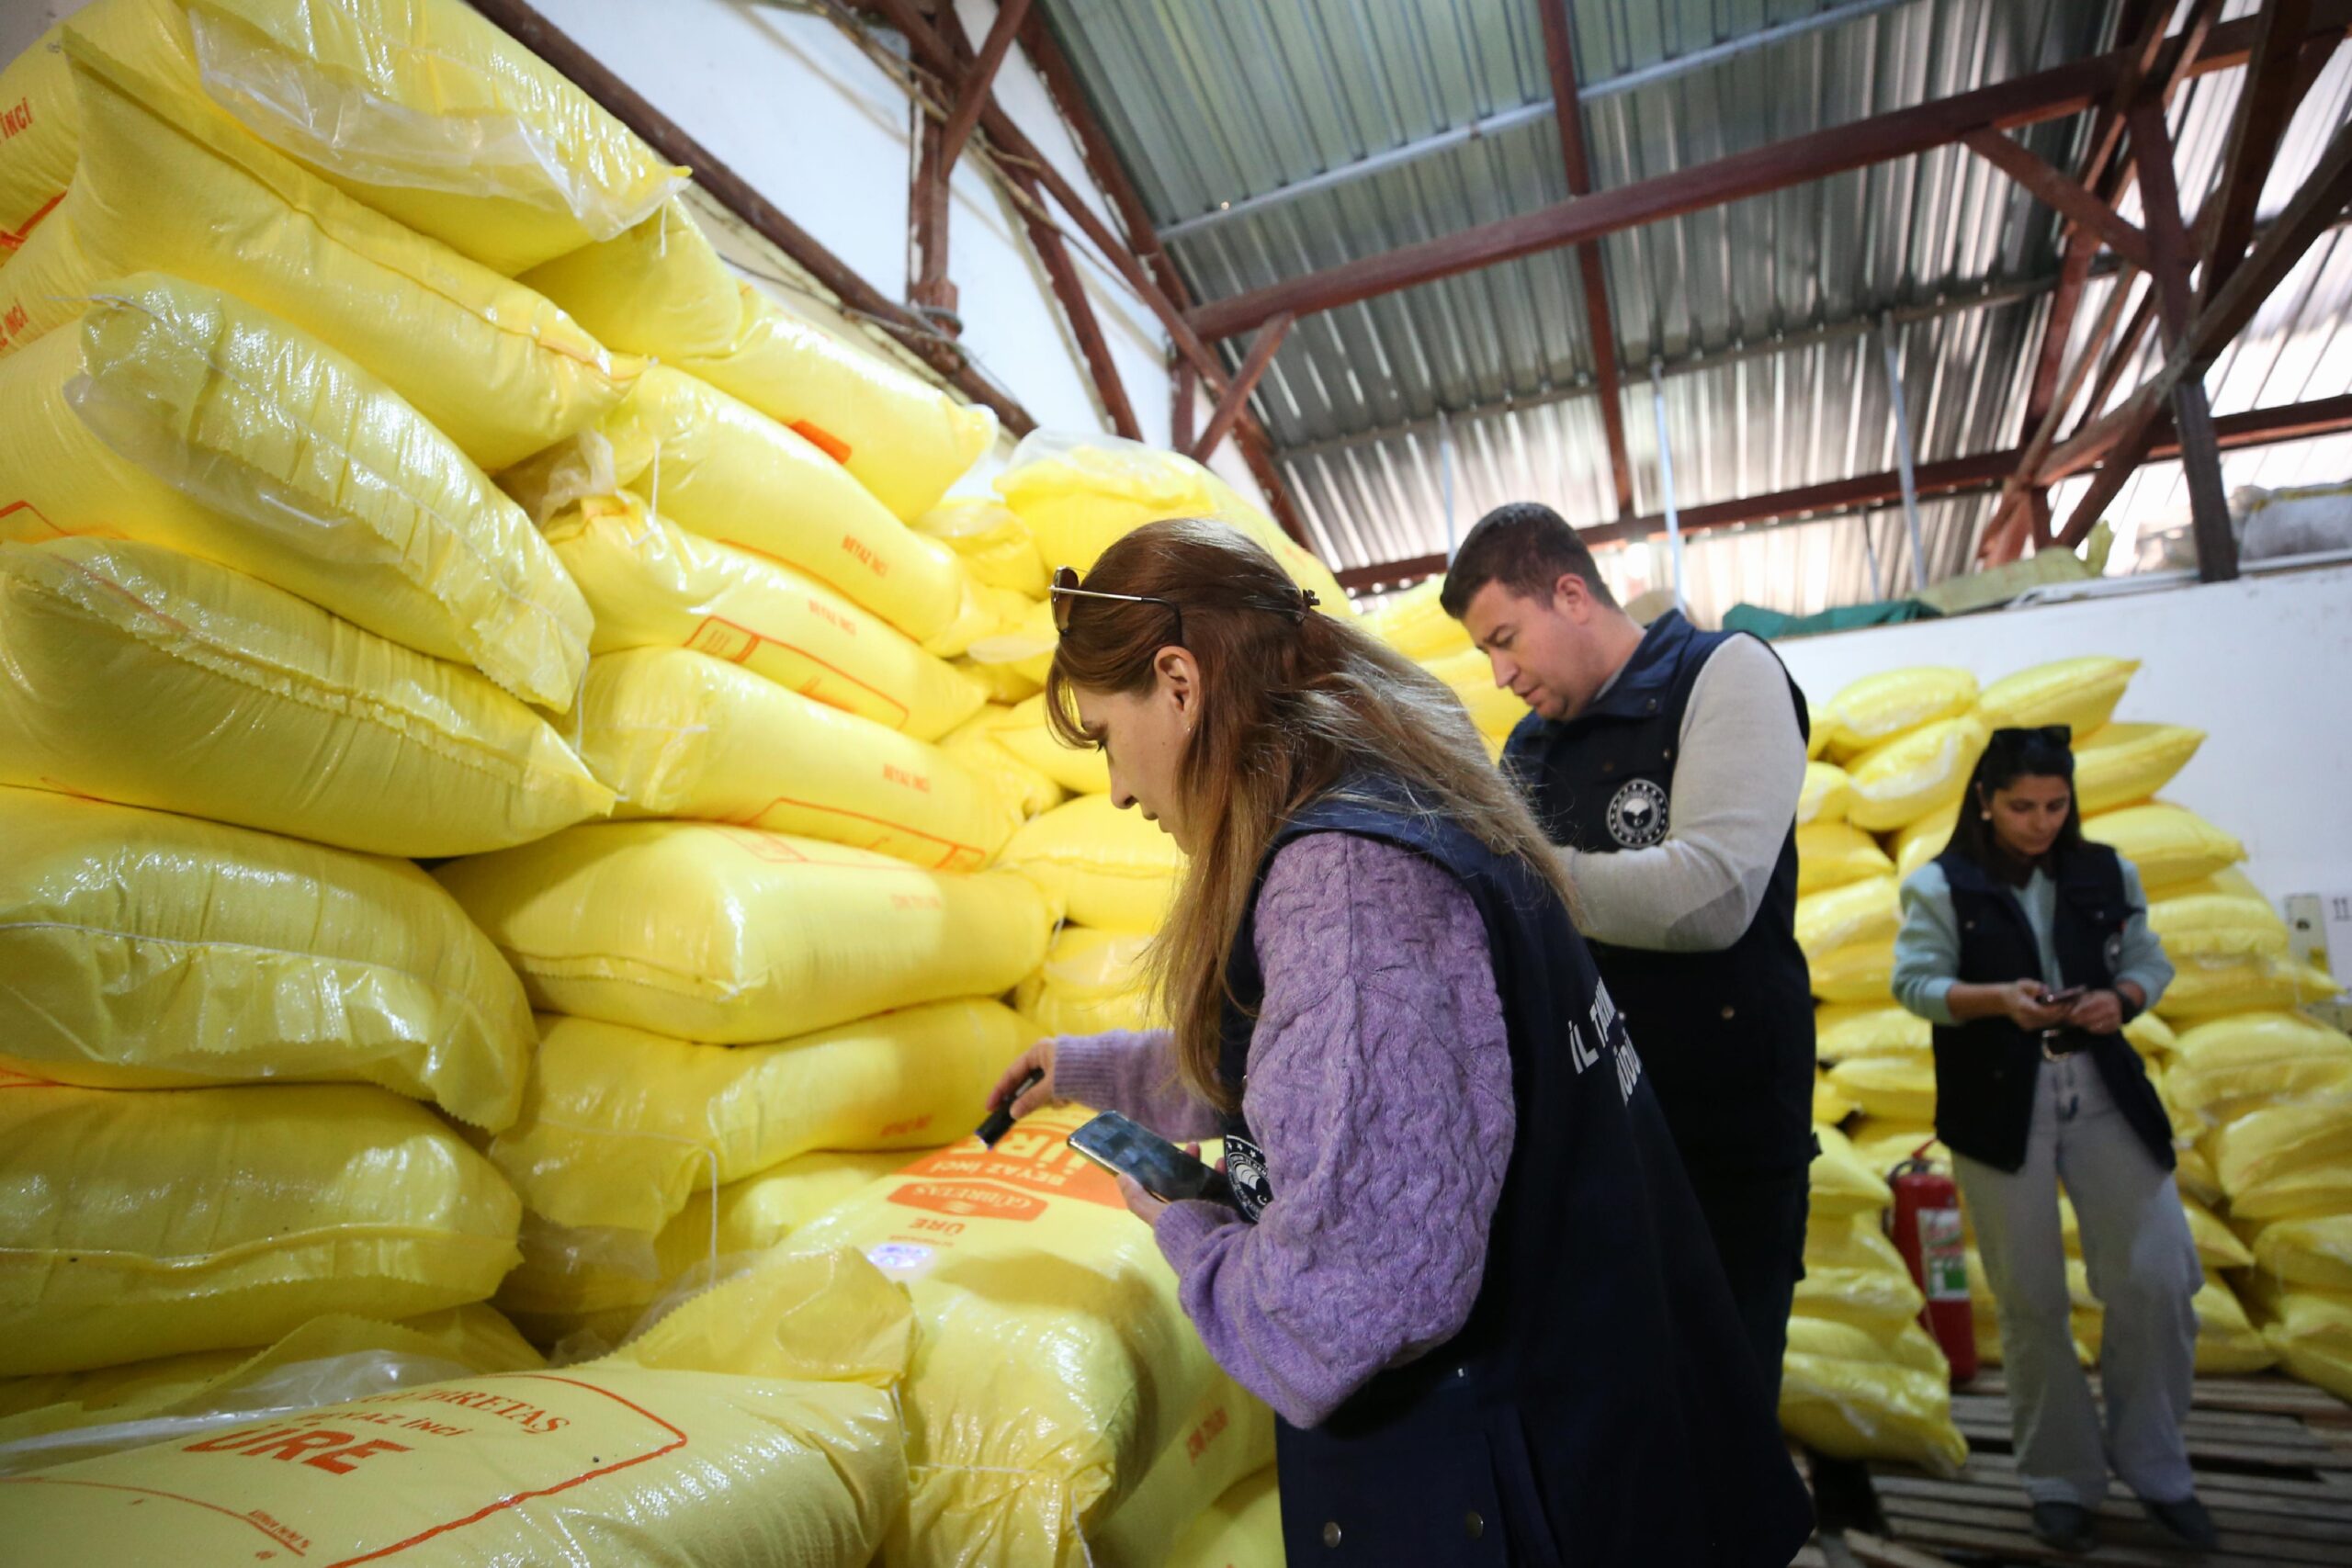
{"left": 1223, "top": 1134, "right": 1272, "bottom": 1223}
{"left": 1605, "top": 778, "right": 1670, "bottom": 848}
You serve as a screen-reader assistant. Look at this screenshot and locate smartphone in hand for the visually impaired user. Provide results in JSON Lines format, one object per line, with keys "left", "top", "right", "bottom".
{"left": 1069, "top": 1111, "right": 1235, "bottom": 1207}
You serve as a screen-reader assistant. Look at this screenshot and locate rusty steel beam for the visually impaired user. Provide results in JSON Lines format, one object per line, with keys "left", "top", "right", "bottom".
{"left": 1185, "top": 6, "right": 2348, "bottom": 342}
{"left": 2203, "top": 0, "right": 2319, "bottom": 301}
{"left": 1536, "top": 0, "right": 1635, "bottom": 522}
{"left": 1192, "top": 314, "right": 1293, "bottom": 462}
{"left": 1962, "top": 129, "right": 2151, "bottom": 267}
{"left": 1329, "top": 392, "right": 2352, "bottom": 589}
{"left": 934, "top": 0, "right": 1029, "bottom": 169}
{"left": 909, "top": 107, "right": 956, "bottom": 318}
{"left": 465, "top": 0, "right": 1034, "bottom": 434}
{"left": 1016, "top": 8, "right": 1187, "bottom": 303}
{"left": 1171, "top": 359, "right": 1197, "bottom": 452}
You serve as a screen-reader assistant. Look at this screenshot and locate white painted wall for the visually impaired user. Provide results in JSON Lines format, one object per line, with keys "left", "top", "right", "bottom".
{"left": 1770, "top": 564, "right": 2352, "bottom": 910}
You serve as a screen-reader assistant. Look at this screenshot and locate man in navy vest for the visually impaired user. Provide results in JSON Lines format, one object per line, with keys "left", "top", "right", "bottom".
{"left": 1442, "top": 502, "right": 1817, "bottom": 1402}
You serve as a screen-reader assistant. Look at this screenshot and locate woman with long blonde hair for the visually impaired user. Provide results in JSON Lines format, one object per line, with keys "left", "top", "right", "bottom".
{"left": 988, "top": 519, "right": 1811, "bottom": 1564}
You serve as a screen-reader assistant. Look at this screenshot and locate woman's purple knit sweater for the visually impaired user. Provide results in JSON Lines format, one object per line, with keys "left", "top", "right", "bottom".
{"left": 1052, "top": 831, "right": 1515, "bottom": 1429}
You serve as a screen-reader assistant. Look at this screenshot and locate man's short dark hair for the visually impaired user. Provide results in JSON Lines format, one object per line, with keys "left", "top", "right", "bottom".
{"left": 1439, "top": 502, "right": 1616, "bottom": 618}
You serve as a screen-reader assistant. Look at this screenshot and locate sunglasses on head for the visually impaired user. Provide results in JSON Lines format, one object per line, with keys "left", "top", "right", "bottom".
{"left": 1050, "top": 565, "right": 1186, "bottom": 646}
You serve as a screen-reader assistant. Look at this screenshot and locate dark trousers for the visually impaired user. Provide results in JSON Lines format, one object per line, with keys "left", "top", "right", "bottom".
{"left": 1684, "top": 1165, "right": 1811, "bottom": 1406}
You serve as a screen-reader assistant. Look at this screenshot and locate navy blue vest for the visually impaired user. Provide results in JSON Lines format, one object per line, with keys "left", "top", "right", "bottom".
{"left": 1930, "top": 843, "right": 2176, "bottom": 1174}
{"left": 1500, "top": 613, "right": 1816, "bottom": 1176}
{"left": 1217, "top": 778, "right": 1814, "bottom": 1565}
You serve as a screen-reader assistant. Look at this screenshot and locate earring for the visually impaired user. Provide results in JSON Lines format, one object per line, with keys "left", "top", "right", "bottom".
{"left": 1980, "top": 810, "right": 1993, "bottom": 820}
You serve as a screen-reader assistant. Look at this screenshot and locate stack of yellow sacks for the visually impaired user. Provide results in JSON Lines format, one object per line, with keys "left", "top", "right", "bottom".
{"left": 0, "top": 3, "right": 1020, "bottom": 1558}
{"left": 1798, "top": 653, "right": 2346, "bottom": 1405}
{"left": 1357, "top": 578, "right": 1523, "bottom": 757}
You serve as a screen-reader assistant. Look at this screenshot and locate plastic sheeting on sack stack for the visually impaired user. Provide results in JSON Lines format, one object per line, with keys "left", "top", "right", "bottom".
{"left": 791, "top": 1106, "right": 1275, "bottom": 1568}
{"left": 0, "top": 271, "right": 593, "bottom": 705}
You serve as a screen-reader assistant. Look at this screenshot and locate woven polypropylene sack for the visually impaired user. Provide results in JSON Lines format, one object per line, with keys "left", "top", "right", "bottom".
{"left": 936, "top": 705, "right": 1066, "bottom": 821}
{"left": 2211, "top": 1100, "right": 2352, "bottom": 1211}
{"left": 544, "top": 493, "right": 984, "bottom": 743}
{"left": 1814, "top": 1070, "right": 1855, "bottom": 1125}
{"left": 0, "top": 1304, "right": 541, "bottom": 1472}
{"left": 1828, "top": 1054, "right": 1938, "bottom": 1123}
{"left": 2154, "top": 955, "right": 2339, "bottom": 1022}
{"left": 2074, "top": 722, "right": 2204, "bottom": 815}
{"left": 2083, "top": 802, "right": 2245, "bottom": 892}
{"left": 2149, "top": 871, "right": 2290, "bottom": 958}
{"left": 1797, "top": 822, "right": 1893, "bottom": 896}
{"left": 997, "top": 794, "right": 1185, "bottom": 933}
{"left": 1799, "top": 761, "right": 1853, "bottom": 826}
{"left": 1845, "top": 715, "right": 1990, "bottom": 832}
{"left": 0, "top": 785, "right": 531, "bottom": 1128}
{"left": 1779, "top": 1316, "right": 1965, "bottom": 1474}
{"left": 577, "top": 647, "right": 1020, "bottom": 872}
{"left": 1796, "top": 875, "right": 1899, "bottom": 964}
{"left": 490, "top": 1000, "right": 1035, "bottom": 1236}
{"left": 0, "top": 1080, "right": 521, "bottom": 1376}
{"left": 1086, "top": 1388, "right": 1278, "bottom": 1568}
{"left": 1976, "top": 656, "right": 2138, "bottom": 733}
{"left": 1810, "top": 1124, "right": 1894, "bottom": 1217}
{"left": 1424, "top": 643, "right": 1525, "bottom": 753}
{"left": 33, "top": 0, "right": 685, "bottom": 276}
{"left": 1812, "top": 938, "right": 1897, "bottom": 1004}
{"left": 0, "top": 1247, "right": 913, "bottom": 1568}
{"left": 0, "top": 537, "right": 612, "bottom": 857}
{"left": 2193, "top": 1275, "right": 2274, "bottom": 1374}
{"left": 2245, "top": 1215, "right": 2352, "bottom": 1293}
{"left": 2165, "top": 1012, "right": 2352, "bottom": 1122}
{"left": 914, "top": 499, "right": 1049, "bottom": 598}
{"left": 503, "top": 366, "right": 968, "bottom": 639}
{"left": 523, "top": 202, "right": 994, "bottom": 522}
{"left": 0, "top": 271, "right": 590, "bottom": 705}
{"left": 1162, "top": 1466, "right": 1283, "bottom": 1568}
{"left": 0, "top": 30, "right": 636, "bottom": 469}
{"left": 0, "top": 28, "right": 73, "bottom": 254}
{"left": 982, "top": 693, "right": 1112, "bottom": 795}
{"left": 1358, "top": 578, "right": 1470, "bottom": 661}
{"left": 791, "top": 1106, "right": 1274, "bottom": 1568}
{"left": 1817, "top": 667, "right": 1978, "bottom": 761}
{"left": 435, "top": 821, "right": 1049, "bottom": 1044}
{"left": 2251, "top": 1280, "right": 2352, "bottom": 1404}
{"left": 1894, "top": 806, "right": 1958, "bottom": 883}
{"left": 1815, "top": 1003, "right": 1929, "bottom": 1065}
{"left": 1792, "top": 1214, "right": 1925, "bottom": 1337}
{"left": 1015, "top": 925, "right": 1161, "bottom": 1037}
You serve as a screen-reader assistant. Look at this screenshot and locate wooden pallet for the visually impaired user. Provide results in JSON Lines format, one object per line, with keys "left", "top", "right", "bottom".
{"left": 1848, "top": 1371, "right": 2352, "bottom": 1567}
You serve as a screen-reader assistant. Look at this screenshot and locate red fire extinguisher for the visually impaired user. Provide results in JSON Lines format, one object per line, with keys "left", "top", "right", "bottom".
{"left": 1886, "top": 1149, "right": 1976, "bottom": 1385}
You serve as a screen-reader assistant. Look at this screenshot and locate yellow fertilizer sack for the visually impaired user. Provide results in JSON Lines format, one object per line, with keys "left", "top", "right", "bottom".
{"left": 545, "top": 493, "right": 984, "bottom": 742}
{"left": 0, "top": 537, "right": 612, "bottom": 857}
{"left": 2154, "top": 955, "right": 2340, "bottom": 1022}
{"left": 1018, "top": 926, "right": 1161, "bottom": 1036}
{"left": 0, "top": 271, "right": 590, "bottom": 705}
{"left": 1359, "top": 578, "right": 1470, "bottom": 661}
{"left": 2125, "top": 1009, "right": 2177, "bottom": 1057}
{"left": 1799, "top": 761, "right": 1853, "bottom": 826}
{"left": 1163, "top": 1465, "right": 1283, "bottom": 1568}
{"left": 1779, "top": 1316, "right": 1965, "bottom": 1474}
{"left": 0, "top": 28, "right": 73, "bottom": 254}
{"left": 1810, "top": 1124, "right": 1894, "bottom": 1216}
{"left": 1814, "top": 1070, "right": 1855, "bottom": 1125}
{"left": 577, "top": 647, "right": 1020, "bottom": 872}
{"left": 1812, "top": 938, "right": 1896, "bottom": 1004}
{"left": 490, "top": 1001, "right": 1034, "bottom": 1236}
{"left": 2075, "top": 722, "right": 2204, "bottom": 815}
{"left": 0, "top": 1248, "right": 914, "bottom": 1568}
{"left": 2192, "top": 1275, "right": 2273, "bottom": 1374}
{"left": 436, "top": 821, "right": 1050, "bottom": 1044}
{"left": 2175, "top": 1143, "right": 2225, "bottom": 1208}
{"left": 504, "top": 365, "right": 968, "bottom": 641}
{"left": 999, "top": 794, "right": 1186, "bottom": 933}
{"left": 0, "top": 34, "right": 637, "bottom": 470}
{"left": 1976, "top": 656, "right": 2138, "bottom": 733}
{"left": 1845, "top": 714, "right": 1990, "bottom": 832}
{"left": 39, "top": 0, "right": 685, "bottom": 276}
{"left": 1828, "top": 1055, "right": 1938, "bottom": 1123}
{"left": 2183, "top": 1198, "right": 2254, "bottom": 1272}
{"left": 937, "top": 705, "right": 1066, "bottom": 821}
{"left": 0, "top": 1304, "right": 541, "bottom": 1472}
{"left": 524, "top": 202, "right": 994, "bottom": 522}
{"left": 1894, "top": 806, "right": 1957, "bottom": 883}
{"left": 1798, "top": 822, "right": 1894, "bottom": 895}
{"left": 1086, "top": 1382, "right": 1278, "bottom": 1567}
{"left": 791, "top": 1106, "right": 1275, "bottom": 1568}
{"left": 1819, "top": 666, "right": 1978, "bottom": 761}
{"left": 0, "top": 1081, "right": 521, "bottom": 1377}
{"left": 978, "top": 693, "right": 1113, "bottom": 795}
{"left": 1850, "top": 1121, "right": 1947, "bottom": 1177}
{"left": 1815, "top": 1003, "right": 1929, "bottom": 1065}
{"left": 2249, "top": 1281, "right": 2352, "bottom": 1404}
{"left": 2211, "top": 1100, "right": 2352, "bottom": 1211}
{"left": 497, "top": 1151, "right": 909, "bottom": 1348}
{"left": 1796, "top": 875, "right": 1899, "bottom": 964}
{"left": 1794, "top": 1214, "right": 1925, "bottom": 1337}
{"left": 2084, "top": 802, "right": 2245, "bottom": 892}
{"left": 2148, "top": 871, "right": 2288, "bottom": 958}
{"left": 912, "top": 500, "right": 1049, "bottom": 599}
{"left": 1423, "top": 643, "right": 1525, "bottom": 750}
{"left": 0, "top": 785, "right": 531, "bottom": 1129}
{"left": 2165, "top": 1012, "right": 2352, "bottom": 1122}
{"left": 2245, "top": 1215, "right": 2352, "bottom": 1293}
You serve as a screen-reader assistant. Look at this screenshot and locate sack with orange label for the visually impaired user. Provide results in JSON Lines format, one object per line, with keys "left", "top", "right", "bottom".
{"left": 791, "top": 1107, "right": 1275, "bottom": 1568}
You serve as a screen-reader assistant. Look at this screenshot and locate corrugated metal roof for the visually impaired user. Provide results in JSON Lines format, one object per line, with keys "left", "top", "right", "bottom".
{"left": 1041, "top": 0, "right": 2352, "bottom": 624}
